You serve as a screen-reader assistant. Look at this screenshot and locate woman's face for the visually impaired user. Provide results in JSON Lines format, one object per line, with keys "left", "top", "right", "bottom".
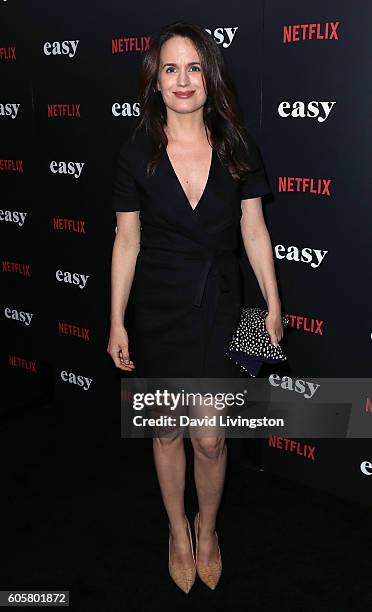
{"left": 157, "top": 35, "right": 207, "bottom": 117}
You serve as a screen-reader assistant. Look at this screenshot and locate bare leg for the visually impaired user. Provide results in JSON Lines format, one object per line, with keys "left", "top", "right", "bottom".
{"left": 153, "top": 433, "right": 194, "bottom": 568}
{"left": 190, "top": 396, "right": 227, "bottom": 564}
{"left": 191, "top": 436, "right": 226, "bottom": 563}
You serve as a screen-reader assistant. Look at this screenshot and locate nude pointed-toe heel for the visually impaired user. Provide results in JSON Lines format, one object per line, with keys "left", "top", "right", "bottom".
{"left": 194, "top": 511, "right": 222, "bottom": 590}
{"left": 168, "top": 515, "right": 196, "bottom": 594}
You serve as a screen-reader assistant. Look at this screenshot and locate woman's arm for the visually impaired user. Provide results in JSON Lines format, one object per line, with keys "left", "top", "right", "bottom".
{"left": 240, "top": 197, "right": 283, "bottom": 346}
{"left": 107, "top": 211, "right": 140, "bottom": 371}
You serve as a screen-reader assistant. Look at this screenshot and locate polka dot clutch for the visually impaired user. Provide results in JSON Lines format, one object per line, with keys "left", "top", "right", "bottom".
{"left": 226, "top": 307, "right": 291, "bottom": 377}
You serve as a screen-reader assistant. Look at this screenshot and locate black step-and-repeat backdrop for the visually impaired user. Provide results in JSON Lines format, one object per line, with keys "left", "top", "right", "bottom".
{"left": 2, "top": 1, "right": 371, "bottom": 505}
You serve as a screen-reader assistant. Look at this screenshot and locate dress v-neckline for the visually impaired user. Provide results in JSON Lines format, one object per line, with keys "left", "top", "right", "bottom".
{"left": 165, "top": 145, "right": 214, "bottom": 213}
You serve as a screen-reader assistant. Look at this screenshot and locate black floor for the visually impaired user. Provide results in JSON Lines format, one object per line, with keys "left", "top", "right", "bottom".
{"left": 1, "top": 398, "right": 371, "bottom": 612}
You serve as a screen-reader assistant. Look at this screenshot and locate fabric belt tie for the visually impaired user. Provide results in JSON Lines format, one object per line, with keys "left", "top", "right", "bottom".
{"left": 193, "top": 251, "right": 232, "bottom": 307}
{"left": 139, "top": 245, "right": 233, "bottom": 308}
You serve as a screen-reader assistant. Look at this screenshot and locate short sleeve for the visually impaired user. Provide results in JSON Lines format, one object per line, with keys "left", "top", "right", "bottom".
{"left": 239, "top": 131, "right": 272, "bottom": 200}
{"left": 111, "top": 138, "right": 141, "bottom": 212}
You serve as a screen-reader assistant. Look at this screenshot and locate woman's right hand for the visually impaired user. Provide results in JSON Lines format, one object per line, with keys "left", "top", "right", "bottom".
{"left": 107, "top": 324, "right": 135, "bottom": 372}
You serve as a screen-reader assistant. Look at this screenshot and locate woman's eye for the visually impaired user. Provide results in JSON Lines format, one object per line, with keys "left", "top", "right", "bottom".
{"left": 165, "top": 66, "right": 201, "bottom": 73}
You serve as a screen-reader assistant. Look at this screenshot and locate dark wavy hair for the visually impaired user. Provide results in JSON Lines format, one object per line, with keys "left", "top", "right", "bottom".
{"left": 132, "top": 21, "right": 258, "bottom": 181}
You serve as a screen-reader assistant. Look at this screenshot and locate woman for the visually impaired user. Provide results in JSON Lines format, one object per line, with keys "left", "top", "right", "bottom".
{"left": 107, "top": 21, "right": 283, "bottom": 593}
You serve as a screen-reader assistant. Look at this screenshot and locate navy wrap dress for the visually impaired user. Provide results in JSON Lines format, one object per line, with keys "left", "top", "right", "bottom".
{"left": 111, "top": 127, "right": 271, "bottom": 379}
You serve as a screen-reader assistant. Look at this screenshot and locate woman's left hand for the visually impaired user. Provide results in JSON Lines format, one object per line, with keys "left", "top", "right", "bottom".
{"left": 265, "top": 310, "right": 284, "bottom": 347}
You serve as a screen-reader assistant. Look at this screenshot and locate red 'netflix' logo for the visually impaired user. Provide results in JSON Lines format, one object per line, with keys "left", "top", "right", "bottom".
{"left": 2, "top": 261, "right": 31, "bottom": 276}
{"left": 0, "top": 160, "right": 23, "bottom": 172}
{"left": 112, "top": 36, "right": 151, "bottom": 54}
{"left": 48, "top": 104, "right": 81, "bottom": 118}
{"left": 283, "top": 22, "right": 340, "bottom": 43}
{"left": 365, "top": 398, "right": 372, "bottom": 413}
{"left": 279, "top": 177, "right": 332, "bottom": 196}
{"left": 8, "top": 355, "right": 37, "bottom": 373}
{"left": 0, "top": 46, "right": 16, "bottom": 60}
{"left": 285, "top": 314, "right": 324, "bottom": 335}
{"left": 58, "top": 322, "right": 90, "bottom": 340}
{"left": 53, "top": 218, "right": 86, "bottom": 233}
{"left": 268, "top": 436, "right": 316, "bottom": 461}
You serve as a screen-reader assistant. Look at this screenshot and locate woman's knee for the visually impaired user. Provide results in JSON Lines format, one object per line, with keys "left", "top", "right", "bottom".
{"left": 153, "top": 429, "right": 184, "bottom": 449}
{"left": 192, "top": 436, "right": 226, "bottom": 459}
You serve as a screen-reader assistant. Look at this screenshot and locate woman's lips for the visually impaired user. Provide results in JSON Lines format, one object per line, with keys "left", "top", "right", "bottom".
{"left": 174, "top": 91, "right": 195, "bottom": 98}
